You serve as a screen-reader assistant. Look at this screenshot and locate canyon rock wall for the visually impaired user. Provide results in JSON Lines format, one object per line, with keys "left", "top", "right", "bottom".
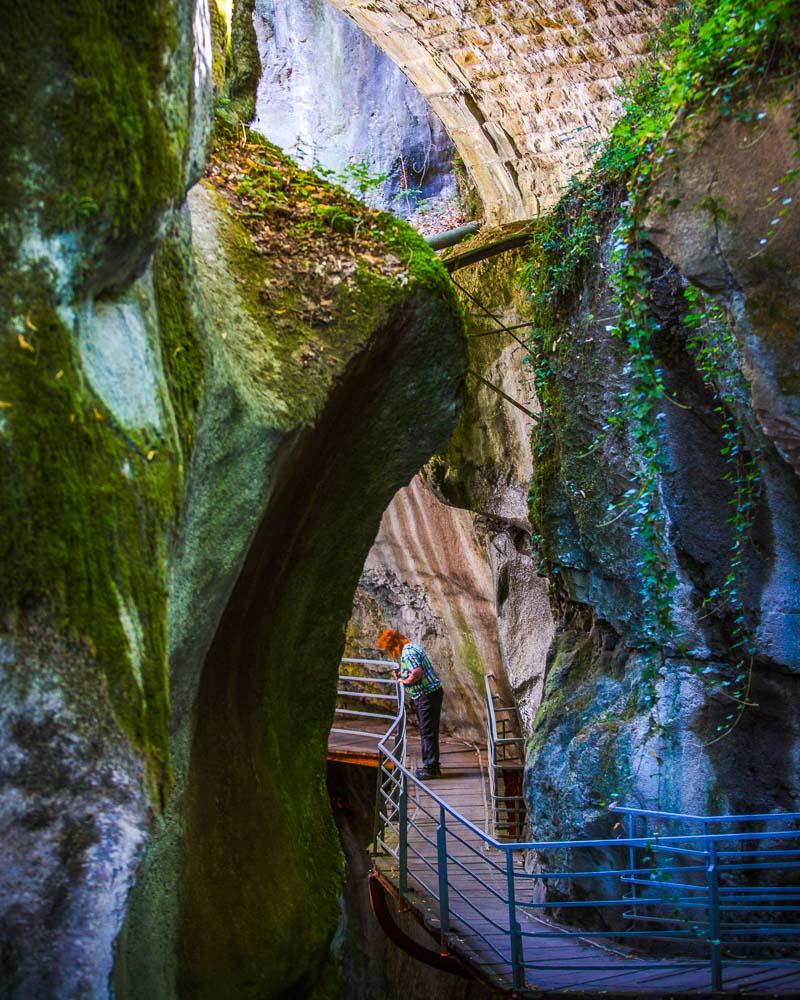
{"left": 525, "top": 86, "right": 800, "bottom": 848}
{"left": 346, "top": 246, "right": 554, "bottom": 739}
{"left": 252, "top": 0, "right": 457, "bottom": 218}
{"left": 6, "top": 0, "right": 800, "bottom": 995}
{"left": 0, "top": 3, "right": 208, "bottom": 992}
{"left": 0, "top": 4, "right": 466, "bottom": 996}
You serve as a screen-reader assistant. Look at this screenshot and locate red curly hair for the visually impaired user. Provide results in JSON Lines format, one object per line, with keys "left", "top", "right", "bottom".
{"left": 376, "top": 628, "right": 409, "bottom": 658}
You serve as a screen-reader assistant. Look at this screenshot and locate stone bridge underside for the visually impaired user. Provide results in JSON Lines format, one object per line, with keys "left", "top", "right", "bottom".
{"left": 333, "top": 0, "right": 673, "bottom": 222}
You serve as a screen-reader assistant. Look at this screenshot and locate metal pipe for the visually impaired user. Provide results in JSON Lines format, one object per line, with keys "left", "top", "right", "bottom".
{"left": 505, "top": 849, "right": 524, "bottom": 989}
{"left": 425, "top": 221, "right": 480, "bottom": 251}
{"left": 437, "top": 806, "right": 451, "bottom": 942}
{"left": 399, "top": 773, "right": 408, "bottom": 896}
{"left": 611, "top": 804, "right": 800, "bottom": 823}
{"left": 706, "top": 828, "right": 723, "bottom": 992}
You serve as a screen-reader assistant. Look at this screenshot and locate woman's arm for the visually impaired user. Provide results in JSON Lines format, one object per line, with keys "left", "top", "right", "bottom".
{"left": 399, "top": 666, "right": 423, "bottom": 686}
{"left": 394, "top": 645, "right": 424, "bottom": 686}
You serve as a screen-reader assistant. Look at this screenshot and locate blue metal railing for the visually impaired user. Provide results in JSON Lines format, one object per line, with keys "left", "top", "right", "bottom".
{"left": 370, "top": 682, "right": 800, "bottom": 994}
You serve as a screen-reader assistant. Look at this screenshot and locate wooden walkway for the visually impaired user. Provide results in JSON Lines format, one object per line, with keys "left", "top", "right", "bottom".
{"left": 329, "top": 723, "right": 800, "bottom": 996}
{"left": 327, "top": 721, "right": 385, "bottom": 766}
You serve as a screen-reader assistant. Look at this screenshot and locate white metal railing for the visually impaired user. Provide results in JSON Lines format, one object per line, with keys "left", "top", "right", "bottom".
{"left": 484, "top": 674, "right": 526, "bottom": 839}
{"left": 332, "top": 658, "right": 406, "bottom": 755}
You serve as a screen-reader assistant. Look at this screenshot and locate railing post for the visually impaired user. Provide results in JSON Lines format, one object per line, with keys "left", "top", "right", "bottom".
{"left": 372, "top": 755, "right": 384, "bottom": 854}
{"left": 398, "top": 771, "right": 408, "bottom": 896}
{"left": 705, "top": 827, "right": 723, "bottom": 993}
{"left": 626, "top": 812, "right": 638, "bottom": 917}
{"left": 437, "top": 806, "right": 451, "bottom": 949}
{"left": 505, "top": 848, "right": 524, "bottom": 989}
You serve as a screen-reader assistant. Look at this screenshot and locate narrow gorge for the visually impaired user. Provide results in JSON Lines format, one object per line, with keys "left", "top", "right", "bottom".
{"left": 1, "top": 0, "right": 799, "bottom": 998}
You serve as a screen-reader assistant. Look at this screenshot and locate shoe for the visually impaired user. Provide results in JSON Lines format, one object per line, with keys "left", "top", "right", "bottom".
{"left": 414, "top": 766, "right": 442, "bottom": 780}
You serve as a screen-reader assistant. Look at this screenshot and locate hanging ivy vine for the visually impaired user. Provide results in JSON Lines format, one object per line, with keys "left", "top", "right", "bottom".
{"left": 683, "top": 286, "right": 763, "bottom": 740}
{"left": 521, "top": 0, "right": 799, "bottom": 723}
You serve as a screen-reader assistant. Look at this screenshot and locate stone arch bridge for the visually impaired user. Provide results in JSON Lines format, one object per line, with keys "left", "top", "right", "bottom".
{"left": 330, "top": 0, "right": 673, "bottom": 221}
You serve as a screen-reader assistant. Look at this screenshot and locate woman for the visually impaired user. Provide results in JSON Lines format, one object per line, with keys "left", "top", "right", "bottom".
{"left": 376, "top": 629, "right": 444, "bottom": 780}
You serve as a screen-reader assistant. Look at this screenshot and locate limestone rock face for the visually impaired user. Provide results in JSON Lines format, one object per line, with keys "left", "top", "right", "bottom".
{"left": 1, "top": 10, "right": 466, "bottom": 998}
{"left": 525, "top": 89, "right": 800, "bottom": 850}
{"left": 348, "top": 476, "right": 504, "bottom": 739}
{"left": 253, "top": 0, "right": 457, "bottom": 218}
{"left": 646, "top": 96, "right": 800, "bottom": 478}
{"left": 118, "top": 132, "right": 466, "bottom": 999}
{"left": 0, "top": 3, "right": 210, "bottom": 993}
{"left": 644, "top": 95, "right": 800, "bottom": 668}
{"left": 0, "top": 616, "right": 149, "bottom": 998}
{"left": 331, "top": 0, "right": 673, "bottom": 222}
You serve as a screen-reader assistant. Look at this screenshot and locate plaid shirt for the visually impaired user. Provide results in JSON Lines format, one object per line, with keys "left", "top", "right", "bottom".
{"left": 400, "top": 643, "right": 441, "bottom": 700}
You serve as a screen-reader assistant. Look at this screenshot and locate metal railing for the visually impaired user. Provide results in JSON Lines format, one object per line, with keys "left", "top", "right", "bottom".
{"left": 371, "top": 685, "right": 800, "bottom": 994}
{"left": 331, "top": 658, "right": 403, "bottom": 746}
{"left": 484, "top": 674, "right": 526, "bottom": 839}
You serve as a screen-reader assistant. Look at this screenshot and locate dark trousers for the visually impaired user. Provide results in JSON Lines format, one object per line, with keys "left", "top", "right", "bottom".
{"left": 412, "top": 687, "right": 443, "bottom": 769}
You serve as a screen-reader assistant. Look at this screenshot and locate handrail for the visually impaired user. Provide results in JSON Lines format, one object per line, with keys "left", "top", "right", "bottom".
{"left": 611, "top": 803, "right": 800, "bottom": 824}
{"left": 341, "top": 657, "right": 397, "bottom": 668}
{"left": 367, "top": 668, "right": 800, "bottom": 994}
{"left": 379, "top": 732, "right": 800, "bottom": 852}
{"left": 484, "top": 674, "right": 525, "bottom": 839}
{"left": 332, "top": 665, "right": 404, "bottom": 745}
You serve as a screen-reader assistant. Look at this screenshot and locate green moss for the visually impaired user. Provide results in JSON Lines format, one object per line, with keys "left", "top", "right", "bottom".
{"left": 0, "top": 1, "right": 185, "bottom": 244}
{"left": 209, "top": 0, "right": 230, "bottom": 92}
{"left": 528, "top": 629, "right": 597, "bottom": 754}
{"left": 452, "top": 151, "right": 484, "bottom": 221}
{"left": 453, "top": 615, "right": 486, "bottom": 693}
{"left": 177, "top": 139, "right": 465, "bottom": 993}
{"left": 0, "top": 269, "right": 180, "bottom": 791}
{"left": 152, "top": 224, "right": 206, "bottom": 460}
{"left": 200, "top": 119, "right": 460, "bottom": 427}
{"left": 224, "top": 0, "right": 259, "bottom": 121}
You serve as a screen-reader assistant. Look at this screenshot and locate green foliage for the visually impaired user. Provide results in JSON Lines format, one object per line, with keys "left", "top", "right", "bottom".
{"left": 314, "top": 159, "right": 388, "bottom": 201}
{"left": 522, "top": 0, "right": 799, "bottom": 699}
{"left": 683, "top": 286, "right": 762, "bottom": 740}
{"left": 603, "top": 205, "right": 677, "bottom": 640}
{"left": 522, "top": 0, "right": 800, "bottom": 307}
{"left": 59, "top": 192, "right": 100, "bottom": 218}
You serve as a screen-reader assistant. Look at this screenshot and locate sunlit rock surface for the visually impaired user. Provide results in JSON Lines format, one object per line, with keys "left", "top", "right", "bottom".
{"left": 253, "top": 0, "right": 457, "bottom": 218}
